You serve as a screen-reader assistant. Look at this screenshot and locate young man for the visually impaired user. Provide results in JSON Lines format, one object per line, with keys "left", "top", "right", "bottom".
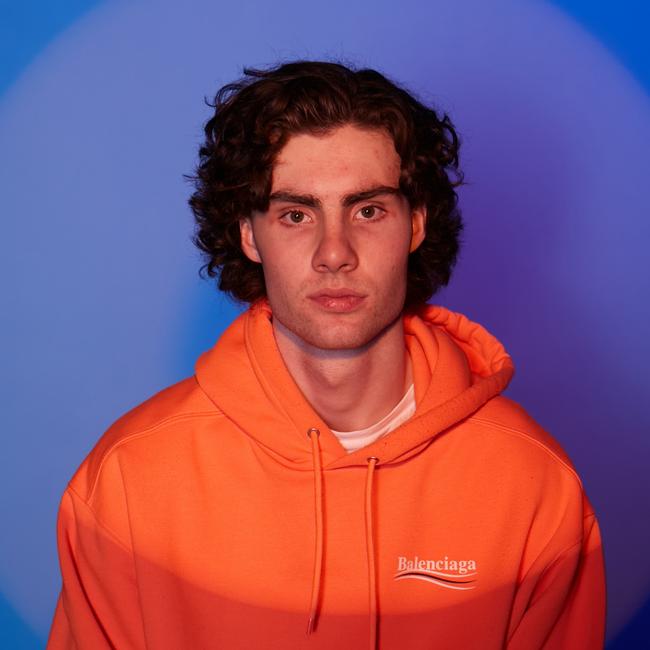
{"left": 47, "top": 61, "right": 606, "bottom": 649}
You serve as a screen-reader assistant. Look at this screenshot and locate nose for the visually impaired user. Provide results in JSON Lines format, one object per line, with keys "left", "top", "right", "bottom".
{"left": 311, "top": 219, "right": 359, "bottom": 273}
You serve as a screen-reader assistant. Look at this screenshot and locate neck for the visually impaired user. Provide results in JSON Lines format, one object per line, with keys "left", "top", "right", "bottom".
{"left": 272, "top": 315, "right": 412, "bottom": 432}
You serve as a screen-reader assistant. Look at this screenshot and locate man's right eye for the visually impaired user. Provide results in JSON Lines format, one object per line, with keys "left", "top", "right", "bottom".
{"left": 281, "top": 210, "right": 307, "bottom": 224}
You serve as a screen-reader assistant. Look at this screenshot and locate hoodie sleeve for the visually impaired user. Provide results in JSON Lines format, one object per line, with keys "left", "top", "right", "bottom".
{"left": 506, "top": 503, "right": 607, "bottom": 649}
{"left": 46, "top": 487, "right": 147, "bottom": 649}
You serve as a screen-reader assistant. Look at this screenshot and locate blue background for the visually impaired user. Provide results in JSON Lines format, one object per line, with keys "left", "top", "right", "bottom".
{"left": 1, "top": 0, "right": 649, "bottom": 646}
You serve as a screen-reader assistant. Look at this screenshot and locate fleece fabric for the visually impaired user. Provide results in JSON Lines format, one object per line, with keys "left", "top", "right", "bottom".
{"left": 46, "top": 299, "right": 606, "bottom": 649}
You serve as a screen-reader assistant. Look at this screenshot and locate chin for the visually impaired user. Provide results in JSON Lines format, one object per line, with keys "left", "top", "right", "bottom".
{"left": 271, "top": 298, "right": 404, "bottom": 352}
{"left": 297, "top": 318, "right": 389, "bottom": 352}
{"left": 306, "top": 334, "right": 371, "bottom": 351}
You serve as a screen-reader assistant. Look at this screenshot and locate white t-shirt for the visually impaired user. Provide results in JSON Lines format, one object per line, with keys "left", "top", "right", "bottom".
{"left": 330, "top": 383, "right": 416, "bottom": 453}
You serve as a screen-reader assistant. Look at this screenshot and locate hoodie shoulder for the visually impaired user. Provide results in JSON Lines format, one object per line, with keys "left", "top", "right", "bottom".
{"left": 468, "top": 395, "right": 583, "bottom": 485}
{"left": 67, "top": 375, "right": 221, "bottom": 502}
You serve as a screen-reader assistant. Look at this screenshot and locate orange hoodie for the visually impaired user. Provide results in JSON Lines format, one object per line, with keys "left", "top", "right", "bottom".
{"left": 47, "top": 299, "right": 606, "bottom": 649}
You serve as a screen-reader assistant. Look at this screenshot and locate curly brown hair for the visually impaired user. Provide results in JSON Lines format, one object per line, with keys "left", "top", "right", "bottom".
{"left": 185, "top": 59, "right": 464, "bottom": 311}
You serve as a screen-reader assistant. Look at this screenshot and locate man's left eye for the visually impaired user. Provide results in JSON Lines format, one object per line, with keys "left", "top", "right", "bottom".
{"left": 358, "top": 206, "right": 383, "bottom": 219}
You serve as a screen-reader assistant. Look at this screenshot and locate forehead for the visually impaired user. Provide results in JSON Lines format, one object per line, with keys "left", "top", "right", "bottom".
{"left": 271, "top": 124, "right": 402, "bottom": 192}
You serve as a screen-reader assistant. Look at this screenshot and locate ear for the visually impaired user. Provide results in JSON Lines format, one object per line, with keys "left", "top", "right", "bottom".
{"left": 239, "top": 217, "right": 262, "bottom": 263}
{"left": 409, "top": 205, "right": 427, "bottom": 253}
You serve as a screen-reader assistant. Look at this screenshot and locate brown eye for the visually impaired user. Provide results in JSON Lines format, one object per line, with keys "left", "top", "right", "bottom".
{"left": 357, "top": 205, "right": 385, "bottom": 220}
{"left": 285, "top": 210, "right": 305, "bottom": 223}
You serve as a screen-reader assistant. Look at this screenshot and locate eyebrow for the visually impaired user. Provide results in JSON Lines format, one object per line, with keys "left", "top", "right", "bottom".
{"left": 268, "top": 185, "right": 403, "bottom": 209}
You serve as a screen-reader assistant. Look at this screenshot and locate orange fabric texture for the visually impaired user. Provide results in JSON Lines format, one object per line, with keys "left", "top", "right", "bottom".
{"left": 47, "top": 299, "right": 606, "bottom": 649}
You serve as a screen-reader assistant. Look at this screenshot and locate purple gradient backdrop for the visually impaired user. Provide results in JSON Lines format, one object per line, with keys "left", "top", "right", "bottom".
{"left": 1, "top": 0, "right": 648, "bottom": 645}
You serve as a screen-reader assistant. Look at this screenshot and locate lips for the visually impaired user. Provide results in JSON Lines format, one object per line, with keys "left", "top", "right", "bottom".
{"left": 308, "top": 289, "right": 366, "bottom": 313}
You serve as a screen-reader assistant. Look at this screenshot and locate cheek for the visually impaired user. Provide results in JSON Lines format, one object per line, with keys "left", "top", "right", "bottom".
{"left": 256, "top": 229, "right": 310, "bottom": 273}
{"left": 366, "top": 235, "right": 410, "bottom": 275}
{"left": 260, "top": 252, "right": 303, "bottom": 296}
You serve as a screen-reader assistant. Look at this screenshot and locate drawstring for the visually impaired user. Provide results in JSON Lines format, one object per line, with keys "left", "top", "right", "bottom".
{"left": 305, "top": 428, "right": 380, "bottom": 650}
{"left": 306, "top": 428, "right": 324, "bottom": 636}
{"left": 365, "top": 456, "right": 379, "bottom": 650}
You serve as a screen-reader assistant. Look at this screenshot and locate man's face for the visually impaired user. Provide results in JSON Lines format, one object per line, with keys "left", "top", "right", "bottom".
{"left": 240, "top": 123, "right": 426, "bottom": 352}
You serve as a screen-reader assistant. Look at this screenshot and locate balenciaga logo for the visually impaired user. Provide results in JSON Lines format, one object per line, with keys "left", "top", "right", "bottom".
{"left": 394, "top": 555, "right": 478, "bottom": 590}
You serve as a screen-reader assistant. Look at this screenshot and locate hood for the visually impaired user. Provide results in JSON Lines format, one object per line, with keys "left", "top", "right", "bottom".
{"left": 195, "top": 298, "right": 514, "bottom": 470}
